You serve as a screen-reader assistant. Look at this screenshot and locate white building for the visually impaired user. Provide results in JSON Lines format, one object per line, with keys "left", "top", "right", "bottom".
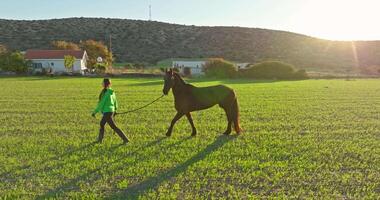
{"left": 172, "top": 60, "right": 251, "bottom": 75}
{"left": 172, "top": 61, "right": 206, "bottom": 76}
{"left": 236, "top": 63, "right": 250, "bottom": 69}
{"left": 25, "top": 50, "right": 88, "bottom": 74}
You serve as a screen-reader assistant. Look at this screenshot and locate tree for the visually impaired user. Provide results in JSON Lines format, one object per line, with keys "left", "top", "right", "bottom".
{"left": 51, "top": 41, "right": 81, "bottom": 50}
{"left": 204, "top": 58, "right": 237, "bottom": 78}
{"left": 0, "top": 44, "right": 8, "bottom": 55}
{"left": 0, "top": 52, "right": 30, "bottom": 74}
{"left": 80, "top": 40, "right": 113, "bottom": 70}
{"left": 64, "top": 55, "right": 76, "bottom": 73}
{"left": 52, "top": 40, "right": 112, "bottom": 71}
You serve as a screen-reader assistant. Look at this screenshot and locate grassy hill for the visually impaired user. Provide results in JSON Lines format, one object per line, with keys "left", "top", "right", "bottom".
{"left": 1, "top": 18, "right": 380, "bottom": 74}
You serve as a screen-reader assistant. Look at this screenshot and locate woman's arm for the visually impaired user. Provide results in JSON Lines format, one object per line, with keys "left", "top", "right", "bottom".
{"left": 114, "top": 93, "right": 118, "bottom": 111}
{"left": 93, "top": 92, "right": 109, "bottom": 114}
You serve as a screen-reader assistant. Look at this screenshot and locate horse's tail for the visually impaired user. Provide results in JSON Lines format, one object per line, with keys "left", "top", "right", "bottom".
{"left": 232, "top": 96, "right": 242, "bottom": 134}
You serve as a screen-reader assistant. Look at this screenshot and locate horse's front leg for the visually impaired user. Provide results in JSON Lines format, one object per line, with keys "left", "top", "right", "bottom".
{"left": 186, "top": 113, "right": 197, "bottom": 137}
{"left": 166, "top": 112, "right": 184, "bottom": 137}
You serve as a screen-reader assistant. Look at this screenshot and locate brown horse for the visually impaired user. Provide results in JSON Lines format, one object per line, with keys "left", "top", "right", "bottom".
{"left": 162, "top": 68, "right": 242, "bottom": 137}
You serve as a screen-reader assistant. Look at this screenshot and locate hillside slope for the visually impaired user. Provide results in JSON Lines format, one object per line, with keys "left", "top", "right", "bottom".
{"left": 1, "top": 18, "right": 380, "bottom": 74}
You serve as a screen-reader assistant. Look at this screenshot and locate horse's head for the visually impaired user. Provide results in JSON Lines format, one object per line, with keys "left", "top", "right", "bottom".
{"left": 163, "top": 68, "right": 175, "bottom": 95}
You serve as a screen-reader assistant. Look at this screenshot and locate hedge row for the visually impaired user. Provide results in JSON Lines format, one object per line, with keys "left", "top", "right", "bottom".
{"left": 203, "top": 59, "right": 308, "bottom": 79}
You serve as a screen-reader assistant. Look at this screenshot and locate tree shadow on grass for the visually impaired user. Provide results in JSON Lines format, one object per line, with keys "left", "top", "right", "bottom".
{"left": 187, "top": 78, "right": 286, "bottom": 85}
{"left": 121, "top": 78, "right": 282, "bottom": 87}
{"left": 106, "top": 135, "right": 237, "bottom": 199}
{"left": 126, "top": 80, "right": 163, "bottom": 87}
{"left": 16, "top": 76, "right": 76, "bottom": 81}
{"left": 35, "top": 136, "right": 171, "bottom": 199}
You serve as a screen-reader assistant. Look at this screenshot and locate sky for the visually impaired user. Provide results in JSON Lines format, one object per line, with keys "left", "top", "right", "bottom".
{"left": 1, "top": 0, "right": 380, "bottom": 41}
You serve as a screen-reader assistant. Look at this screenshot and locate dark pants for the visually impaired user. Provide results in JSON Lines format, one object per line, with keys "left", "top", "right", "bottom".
{"left": 99, "top": 112, "right": 129, "bottom": 142}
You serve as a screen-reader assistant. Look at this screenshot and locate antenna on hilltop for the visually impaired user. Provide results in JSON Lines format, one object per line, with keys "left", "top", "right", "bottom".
{"left": 149, "top": 5, "right": 152, "bottom": 21}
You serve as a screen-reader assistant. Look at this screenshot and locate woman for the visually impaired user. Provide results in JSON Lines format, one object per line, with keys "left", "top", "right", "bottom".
{"left": 92, "top": 78, "right": 129, "bottom": 144}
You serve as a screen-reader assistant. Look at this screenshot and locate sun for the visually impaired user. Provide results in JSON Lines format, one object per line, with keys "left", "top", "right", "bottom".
{"left": 290, "top": 0, "right": 380, "bottom": 40}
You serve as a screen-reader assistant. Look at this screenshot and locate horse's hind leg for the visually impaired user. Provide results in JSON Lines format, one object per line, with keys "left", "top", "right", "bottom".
{"left": 219, "top": 93, "right": 235, "bottom": 135}
{"left": 166, "top": 112, "right": 184, "bottom": 137}
{"left": 220, "top": 105, "right": 233, "bottom": 135}
{"left": 224, "top": 109, "right": 233, "bottom": 135}
{"left": 186, "top": 113, "right": 197, "bottom": 137}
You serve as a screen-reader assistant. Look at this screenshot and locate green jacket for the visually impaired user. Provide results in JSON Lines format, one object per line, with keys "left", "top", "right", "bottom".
{"left": 93, "top": 88, "right": 118, "bottom": 114}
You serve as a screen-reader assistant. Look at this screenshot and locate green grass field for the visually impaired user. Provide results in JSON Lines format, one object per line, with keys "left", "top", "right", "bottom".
{"left": 1, "top": 77, "right": 380, "bottom": 199}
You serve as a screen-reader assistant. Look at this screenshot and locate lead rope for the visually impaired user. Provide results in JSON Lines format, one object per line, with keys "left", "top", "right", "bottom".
{"left": 116, "top": 94, "right": 165, "bottom": 115}
{"left": 112, "top": 94, "right": 165, "bottom": 136}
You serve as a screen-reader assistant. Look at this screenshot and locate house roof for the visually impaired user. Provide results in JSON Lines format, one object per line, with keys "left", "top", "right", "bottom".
{"left": 25, "top": 50, "right": 86, "bottom": 60}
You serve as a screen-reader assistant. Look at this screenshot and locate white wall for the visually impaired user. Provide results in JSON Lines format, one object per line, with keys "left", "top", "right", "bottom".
{"left": 173, "top": 61, "right": 206, "bottom": 68}
{"left": 236, "top": 63, "right": 250, "bottom": 69}
{"left": 80, "top": 59, "right": 87, "bottom": 70}
{"left": 31, "top": 59, "right": 86, "bottom": 73}
{"left": 172, "top": 61, "right": 206, "bottom": 75}
{"left": 188, "top": 68, "right": 203, "bottom": 74}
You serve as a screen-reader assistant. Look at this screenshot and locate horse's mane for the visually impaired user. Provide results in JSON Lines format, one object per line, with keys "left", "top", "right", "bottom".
{"left": 173, "top": 72, "right": 187, "bottom": 85}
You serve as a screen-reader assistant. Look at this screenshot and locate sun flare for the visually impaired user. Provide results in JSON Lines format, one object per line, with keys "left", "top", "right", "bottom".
{"left": 290, "top": 0, "right": 380, "bottom": 40}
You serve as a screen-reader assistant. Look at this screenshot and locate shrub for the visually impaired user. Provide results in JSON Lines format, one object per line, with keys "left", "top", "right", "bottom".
{"left": 0, "top": 51, "right": 30, "bottom": 74}
{"left": 241, "top": 61, "right": 308, "bottom": 79}
{"left": 172, "top": 67, "right": 180, "bottom": 73}
{"left": 204, "top": 58, "right": 237, "bottom": 78}
{"left": 124, "top": 63, "right": 134, "bottom": 69}
{"left": 64, "top": 55, "right": 76, "bottom": 73}
{"left": 294, "top": 69, "right": 308, "bottom": 79}
{"left": 51, "top": 41, "right": 81, "bottom": 50}
{"left": 133, "top": 62, "right": 146, "bottom": 69}
{"left": 94, "top": 63, "right": 106, "bottom": 74}
{"left": 0, "top": 44, "right": 8, "bottom": 55}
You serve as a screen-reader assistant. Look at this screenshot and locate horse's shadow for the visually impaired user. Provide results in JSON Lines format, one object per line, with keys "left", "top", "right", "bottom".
{"left": 106, "top": 135, "right": 237, "bottom": 199}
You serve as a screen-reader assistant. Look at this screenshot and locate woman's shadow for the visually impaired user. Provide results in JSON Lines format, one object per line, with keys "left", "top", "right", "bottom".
{"left": 35, "top": 137, "right": 167, "bottom": 199}
{"left": 0, "top": 141, "right": 98, "bottom": 182}
{"left": 106, "top": 135, "right": 238, "bottom": 199}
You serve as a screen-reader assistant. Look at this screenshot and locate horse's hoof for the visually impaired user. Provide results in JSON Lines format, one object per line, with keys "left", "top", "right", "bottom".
{"left": 191, "top": 131, "right": 197, "bottom": 137}
{"left": 223, "top": 132, "right": 231, "bottom": 135}
{"left": 166, "top": 132, "right": 172, "bottom": 137}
